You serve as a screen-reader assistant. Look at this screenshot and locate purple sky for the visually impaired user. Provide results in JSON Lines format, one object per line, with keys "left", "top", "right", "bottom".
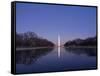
{"left": 16, "top": 3, "right": 97, "bottom": 45}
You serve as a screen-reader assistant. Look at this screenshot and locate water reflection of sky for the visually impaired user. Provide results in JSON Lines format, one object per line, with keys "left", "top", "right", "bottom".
{"left": 16, "top": 48, "right": 96, "bottom": 73}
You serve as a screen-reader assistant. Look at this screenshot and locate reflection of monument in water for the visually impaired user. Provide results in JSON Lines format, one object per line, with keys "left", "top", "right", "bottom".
{"left": 16, "top": 48, "right": 53, "bottom": 65}
{"left": 58, "top": 35, "right": 60, "bottom": 58}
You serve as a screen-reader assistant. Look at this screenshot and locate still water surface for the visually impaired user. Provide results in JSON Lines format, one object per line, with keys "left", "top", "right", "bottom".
{"left": 16, "top": 47, "right": 96, "bottom": 73}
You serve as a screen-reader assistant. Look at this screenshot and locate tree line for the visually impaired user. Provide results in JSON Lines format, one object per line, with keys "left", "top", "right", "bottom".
{"left": 16, "top": 32, "right": 54, "bottom": 47}
{"left": 64, "top": 36, "right": 97, "bottom": 47}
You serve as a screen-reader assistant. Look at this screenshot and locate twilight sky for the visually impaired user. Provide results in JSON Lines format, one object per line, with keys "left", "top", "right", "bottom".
{"left": 16, "top": 3, "right": 97, "bottom": 45}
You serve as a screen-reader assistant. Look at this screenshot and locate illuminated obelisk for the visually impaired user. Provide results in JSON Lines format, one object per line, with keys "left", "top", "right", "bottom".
{"left": 58, "top": 34, "right": 60, "bottom": 58}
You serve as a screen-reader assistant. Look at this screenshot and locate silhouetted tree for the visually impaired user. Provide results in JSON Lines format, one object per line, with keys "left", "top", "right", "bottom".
{"left": 64, "top": 36, "right": 97, "bottom": 47}
{"left": 16, "top": 32, "right": 54, "bottom": 47}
